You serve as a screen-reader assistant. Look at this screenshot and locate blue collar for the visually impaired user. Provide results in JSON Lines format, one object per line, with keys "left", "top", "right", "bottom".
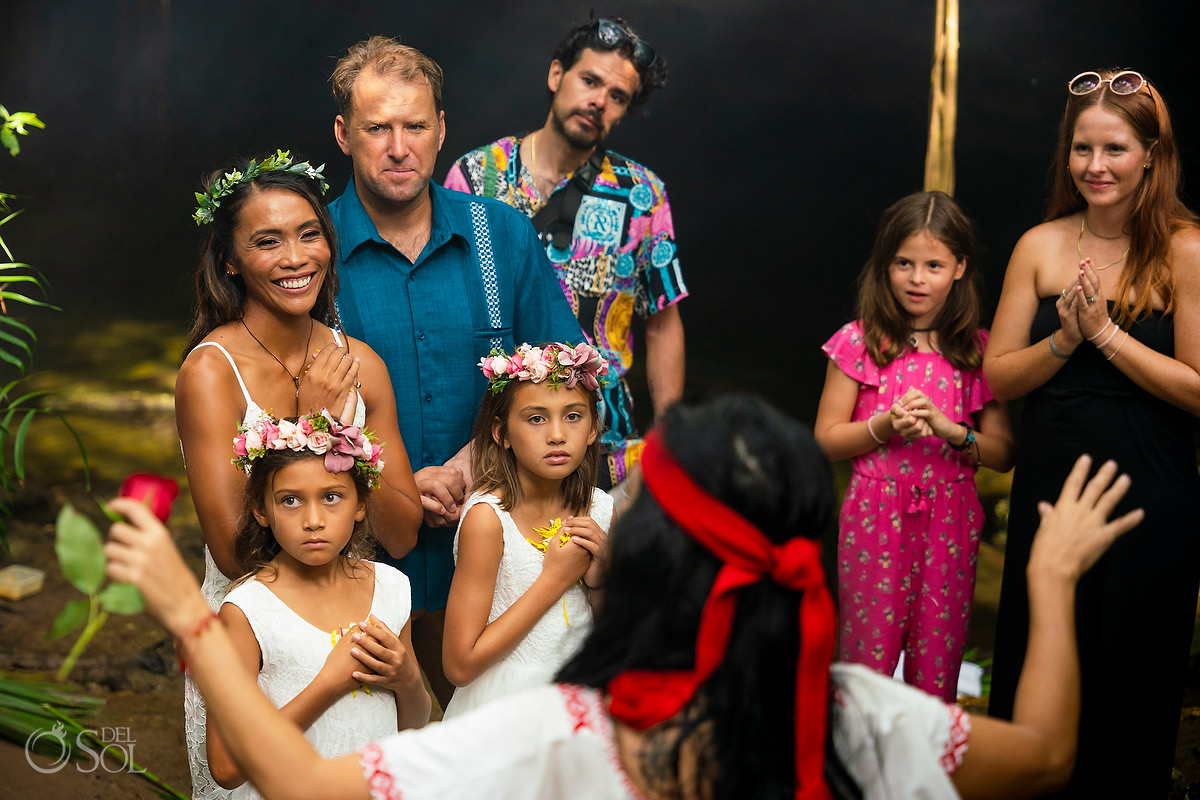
{"left": 333, "top": 177, "right": 470, "bottom": 264}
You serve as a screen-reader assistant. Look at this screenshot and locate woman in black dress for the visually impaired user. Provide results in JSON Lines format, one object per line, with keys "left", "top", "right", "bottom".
{"left": 984, "top": 69, "right": 1200, "bottom": 797}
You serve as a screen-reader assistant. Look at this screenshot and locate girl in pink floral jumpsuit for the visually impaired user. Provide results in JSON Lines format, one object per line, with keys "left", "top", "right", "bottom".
{"left": 815, "top": 191, "right": 1015, "bottom": 701}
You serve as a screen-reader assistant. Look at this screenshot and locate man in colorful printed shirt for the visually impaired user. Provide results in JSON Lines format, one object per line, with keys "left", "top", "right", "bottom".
{"left": 445, "top": 17, "right": 687, "bottom": 491}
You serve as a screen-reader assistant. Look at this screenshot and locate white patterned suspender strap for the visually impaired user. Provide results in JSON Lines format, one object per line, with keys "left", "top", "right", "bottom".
{"left": 469, "top": 202, "right": 504, "bottom": 352}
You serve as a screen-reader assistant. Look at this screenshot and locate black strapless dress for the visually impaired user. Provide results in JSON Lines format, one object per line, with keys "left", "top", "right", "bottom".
{"left": 990, "top": 296, "right": 1200, "bottom": 797}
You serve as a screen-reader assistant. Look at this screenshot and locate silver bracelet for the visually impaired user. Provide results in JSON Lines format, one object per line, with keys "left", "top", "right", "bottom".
{"left": 1048, "top": 331, "right": 1072, "bottom": 360}
{"left": 866, "top": 414, "right": 885, "bottom": 444}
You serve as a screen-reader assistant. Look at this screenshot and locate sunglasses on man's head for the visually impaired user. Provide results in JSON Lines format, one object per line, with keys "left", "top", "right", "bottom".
{"left": 1068, "top": 70, "right": 1148, "bottom": 97}
{"left": 594, "top": 19, "right": 657, "bottom": 68}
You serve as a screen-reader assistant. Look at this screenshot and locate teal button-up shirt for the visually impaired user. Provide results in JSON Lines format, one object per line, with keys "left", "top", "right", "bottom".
{"left": 331, "top": 178, "right": 583, "bottom": 609}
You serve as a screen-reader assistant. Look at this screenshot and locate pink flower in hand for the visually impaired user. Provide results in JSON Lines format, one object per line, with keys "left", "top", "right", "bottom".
{"left": 119, "top": 473, "right": 180, "bottom": 523}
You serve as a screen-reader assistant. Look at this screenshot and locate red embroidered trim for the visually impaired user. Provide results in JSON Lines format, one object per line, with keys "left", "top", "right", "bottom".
{"left": 939, "top": 704, "right": 971, "bottom": 775}
{"left": 359, "top": 742, "right": 402, "bottom": 800}
{"left": 562, "top": 685, "right": 650, "bottom": 800}
{"left": 558, "top": 683, "right": 595, "bottom": 732}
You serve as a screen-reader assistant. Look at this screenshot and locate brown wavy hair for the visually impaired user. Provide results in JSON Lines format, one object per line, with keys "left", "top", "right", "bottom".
{"left": 1046, "top": 69, "right": 1199, "bottom": 326}
{"left": 232, "top": 442, "right": 375, "bottom": 581}
{"left": 182, "top": 156, "right": 339, "bottom": 359}
{"left": 470, "top": 380, "right": 600, "bottom": 515}
{"left": 857, "top": 191, "right": 984, "bottom": 369}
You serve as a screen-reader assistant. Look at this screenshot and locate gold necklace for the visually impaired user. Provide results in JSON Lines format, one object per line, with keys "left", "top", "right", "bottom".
{"left": 241, "top": 317, "right": 314, "bottom": 401}
{"left": 527, "top": 132, "right": 539, "bottom": 193}
{"left": 1077, "top": 215, "right": 1130, "bottom": 271}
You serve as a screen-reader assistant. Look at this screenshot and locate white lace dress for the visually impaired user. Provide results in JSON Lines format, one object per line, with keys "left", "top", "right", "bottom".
{"left": 441, "top": 488, "right": 613, "bottom": 719}
{"left": 222, "top": 562, "right": 411, "bottom": 799}
{"left": 182, "top": 335, "right": 368, "bottom": 799}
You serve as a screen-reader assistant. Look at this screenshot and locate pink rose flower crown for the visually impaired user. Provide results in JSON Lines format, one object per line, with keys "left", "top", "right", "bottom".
{"left": 232, "top": 409, "right": 384, "bottom": 489}
{"left": 479, "top": 342, "right": 609, "bottom": 395}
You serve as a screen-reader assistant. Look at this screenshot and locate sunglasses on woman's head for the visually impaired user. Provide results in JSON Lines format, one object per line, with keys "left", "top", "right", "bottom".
{"left": 1068, "top": 70, "right": 1147, "bottom": 96}
{"left": 594, "top": 19, "right": 657, "bottom": 68}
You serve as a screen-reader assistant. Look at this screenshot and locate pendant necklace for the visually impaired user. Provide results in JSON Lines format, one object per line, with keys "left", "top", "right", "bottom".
{"left": 908, "top": 327, "right": 935, "bottom": 349}
{"left": 241, "top": 317, "right": 314, "bottom": 404}
{"left": 1077, "top": 214, "right": 1130, "bottom": 271}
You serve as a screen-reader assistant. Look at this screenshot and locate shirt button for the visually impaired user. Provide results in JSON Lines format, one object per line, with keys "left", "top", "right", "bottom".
{"left": 409, "top": 272, "right": 416, "bottom": 281}
{"left": 423, "top": 453, "right": 434, "bottom": 464}
{"left": 417, "top": 331, "right": 426, "bottom": 340}
{"left": 424, "top": 392, "right": 432, "bottom": 402}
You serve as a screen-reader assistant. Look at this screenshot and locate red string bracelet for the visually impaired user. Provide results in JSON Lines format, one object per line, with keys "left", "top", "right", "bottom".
{"left": 176, "top": 611, "right": 220, "bottom": 673}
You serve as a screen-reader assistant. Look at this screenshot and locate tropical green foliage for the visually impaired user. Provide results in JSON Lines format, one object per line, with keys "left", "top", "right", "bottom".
{"left": 50, "top": 503, "right": 146, "bottom": 682}
{"left": 0, "top": 107, "right": 88, "bottom": 546}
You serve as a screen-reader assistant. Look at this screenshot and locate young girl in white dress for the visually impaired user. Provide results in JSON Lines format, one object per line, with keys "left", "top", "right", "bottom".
{"left": 440, "top": 342, "right": 613, "bottom": 718}
{"left": 206, "top": 410, "right": 429, "bottom": 798}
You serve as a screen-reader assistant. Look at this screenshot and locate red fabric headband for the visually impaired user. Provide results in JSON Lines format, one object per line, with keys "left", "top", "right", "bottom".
{"left": 606, "top": 428, "right": 835, "bottom": 800}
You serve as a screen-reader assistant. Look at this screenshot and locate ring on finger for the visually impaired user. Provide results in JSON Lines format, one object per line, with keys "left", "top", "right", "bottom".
{"left": 355, "top": 381, "right": 362, "bottom": 389}
{"left": 1061, "top": 288, "right": 1070, "bottom": 300}
{"left": 1086, "top": 294, "right": 1097, "bottom": 304}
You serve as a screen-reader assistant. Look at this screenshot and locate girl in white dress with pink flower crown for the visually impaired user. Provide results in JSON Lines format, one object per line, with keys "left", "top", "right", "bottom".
{"left": 441, "top": 342, "right": 613, "bottom": 718}
{"left": 204, "top": 411, "right": 429, "bottom": 799}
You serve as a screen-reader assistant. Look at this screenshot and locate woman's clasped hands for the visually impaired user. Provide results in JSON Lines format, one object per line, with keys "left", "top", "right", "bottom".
{"left": 1057, "top": 258, "right": 1114, "bottom": 353}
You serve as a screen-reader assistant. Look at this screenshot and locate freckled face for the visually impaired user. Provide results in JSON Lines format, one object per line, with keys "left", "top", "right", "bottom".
{"left": 1069, "top": 105, "right": 1153, "bottom": 215}
{"left": 253, "top": 458, "right": 365, "bottom": 569}
{"left": 494, "top": 382, "right": 597, "bottom": 488}
{"left": 888, "top": 232, "right": 965, "bottom": 329}
{"left": 334, "top": 74, "right": 446, "bottom": 211}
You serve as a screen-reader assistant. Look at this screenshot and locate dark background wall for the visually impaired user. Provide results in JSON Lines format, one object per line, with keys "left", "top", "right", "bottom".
{"left": 2, "top": 0, "right": 1198, "bottom": 424}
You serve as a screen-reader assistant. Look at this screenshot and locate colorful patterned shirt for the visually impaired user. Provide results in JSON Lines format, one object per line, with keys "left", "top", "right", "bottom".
{"left": 446, "top": 136, "right": 688, "bottom": 486}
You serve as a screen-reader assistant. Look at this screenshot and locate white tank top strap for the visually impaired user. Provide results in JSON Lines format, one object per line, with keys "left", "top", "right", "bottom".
{"left": 332, "top": 328, "right": 344, "bottom": 347}
{"left": 192, "top": 341, "right": 254, "bottom": 409}
{"left": 191, "top": 341, "right": 269, "bottom": 427}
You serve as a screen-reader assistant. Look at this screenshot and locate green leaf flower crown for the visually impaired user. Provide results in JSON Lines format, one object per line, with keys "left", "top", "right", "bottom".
{"left": 193, "top": 149, "right": 329, "bottom": 226}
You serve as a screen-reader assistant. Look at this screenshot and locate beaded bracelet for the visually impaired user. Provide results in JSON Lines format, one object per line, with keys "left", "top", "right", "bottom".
{"left": 1086, "top": 318, "right": 1114, "bottom": 342}
{"left": 948, "top": 423, "right": 975, "bottom": 452}
{"left": 1107, "top": 331, "right": 1130, "bottom": 362}
{"left": 176, "top": 611, "right": 220, "bottom": 673}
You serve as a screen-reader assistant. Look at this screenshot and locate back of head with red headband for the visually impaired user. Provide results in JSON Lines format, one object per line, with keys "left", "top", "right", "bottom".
{"left": 606, "top": 427, "right": 837, "bottom": 800}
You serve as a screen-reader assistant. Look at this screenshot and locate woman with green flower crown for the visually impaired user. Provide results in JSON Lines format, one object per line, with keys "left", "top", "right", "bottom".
{"left": 176, "top": 151, "right": 423, "bottom": 798}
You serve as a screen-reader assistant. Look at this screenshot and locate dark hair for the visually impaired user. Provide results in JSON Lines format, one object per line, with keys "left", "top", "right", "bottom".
{"left": 557, "top": 392, "right": 848, "bottom": 800}
{"left": 232, "top": 439, "right": 375, "bottom": 579}
{"left": 549, "top": 17, "right": 668, "bottom": 107}
{"left": 182, "top": 156, "right": 338, "bottom": 358}
{"left": 470, "top": 377, "right": 600, "bottom": 516}
{"left": 330, "top": 36, "right": 445, "bottom": 118}
{"left": 856, "top": 191, "right": 984, "bottom": 370}
{"left": 1046, "top": 68, "right": 1199, "bottom": 327}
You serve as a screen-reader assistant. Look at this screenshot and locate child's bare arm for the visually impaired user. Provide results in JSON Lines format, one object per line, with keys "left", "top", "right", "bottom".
{"left": 207, "top": 606, "right": 362, "bottom": 789}
{"left": 351, "top": 615, "right": 431, "bottom": 730}
{"left": 443, "top": 503, "right": 589, "bottom": 686}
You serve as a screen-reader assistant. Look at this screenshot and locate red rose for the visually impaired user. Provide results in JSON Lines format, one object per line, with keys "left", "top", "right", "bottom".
{"left": 118, "top": 473, "right": 179, "bottom": 523}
